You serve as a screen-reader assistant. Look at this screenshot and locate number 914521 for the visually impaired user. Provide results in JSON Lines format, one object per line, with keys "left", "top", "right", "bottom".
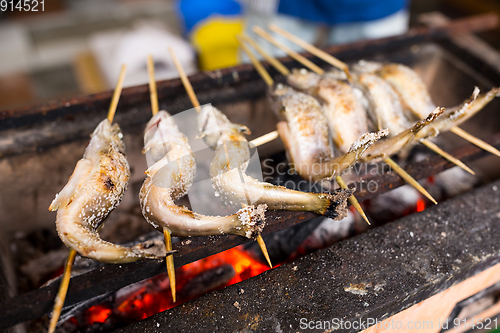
{"left": 1, "top": 0, "right": 44, "bottom": 12}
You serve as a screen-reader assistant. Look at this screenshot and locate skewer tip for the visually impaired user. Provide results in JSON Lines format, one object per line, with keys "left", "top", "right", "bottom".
{"left": 421, "top": 140, "right": 475, "bottom": 175}
{"left": 354, "top": 203, "right": 371, "bottom": 225}
{"left": 384, "top": 157, "right": 439, "bottom": 206}
{"left": 450, "top": 126, "right": 500, "bottom": 159}
{"left": 256, "top": 234, "right": 273, "bottom": 268}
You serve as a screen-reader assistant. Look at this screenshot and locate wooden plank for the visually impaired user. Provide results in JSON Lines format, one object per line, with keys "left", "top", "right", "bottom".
{"left": 361, "top": 264, "right": 500, "bottom": 333}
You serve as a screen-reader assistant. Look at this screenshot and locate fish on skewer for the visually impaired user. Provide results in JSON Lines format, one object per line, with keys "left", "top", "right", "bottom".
{"left": 269, "top": 84, "right": 388, "bottom": 182}
{"left": 286, "top": 68, "right": 444, "bottom": 163}
{"left": 286, "top": 66, "right": 442, "bottom": 205}
{"left": 257, "top": 43, "right": 441, "bottom": 204}
{"left": 49, "top": 119, "right": 168, "bottom": 263}
{"left": 264, "top": 23, "right": 495, "bottom": 176}
{"left": 167, "top": 47, "right": 273, "bottom": 267}
{"left": 350, "top": 61, "right": 486, "bottom": 174}
{"left": 269, "top": 23, "right": 500, "bottom": 159}
{"left": 239, "top": 33, "right": 383, "bottom": 224}
{"left": 243, "top": 29, "right": 386, "bottom": 182}
{"left": 199, "top": 105, "right": 353, "bottom": 220}
{"left": 145, "top": 54, "right": 179, "bottom": 302}
{"left": 371, "top": 62, "right": 500, "bottom": 142}
{"left": 47, "top": 65, "right": 168, "bottom": 333}
{"left": 139, "top": 111, "right": 268, "bottom": 239}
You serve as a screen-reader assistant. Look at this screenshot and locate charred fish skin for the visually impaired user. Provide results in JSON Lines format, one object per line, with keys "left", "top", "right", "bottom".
{"left": 139, "top": 111, "right": 267, "bottom": 240}
{"left": 49, "top": 119, "right": 164, "bottom": 263}
{"left": 204, "top": 105, "right": 352, "bottom": 220}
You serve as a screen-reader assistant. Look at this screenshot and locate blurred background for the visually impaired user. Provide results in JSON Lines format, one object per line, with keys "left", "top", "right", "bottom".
{"left": 0, "top": 0, "right": 499, "bottom": 111}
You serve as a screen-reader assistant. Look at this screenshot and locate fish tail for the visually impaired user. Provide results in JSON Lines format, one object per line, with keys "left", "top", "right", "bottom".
{"left": 235, "top": 204, "right": 267, "bottom": 239}
{"left": 319, "top": 189, "right": 352, "bottom": 220}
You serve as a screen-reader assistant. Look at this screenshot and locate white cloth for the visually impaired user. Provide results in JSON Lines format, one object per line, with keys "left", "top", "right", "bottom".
{"left": 90, "top": 23, "right": 197, "bottom": 88}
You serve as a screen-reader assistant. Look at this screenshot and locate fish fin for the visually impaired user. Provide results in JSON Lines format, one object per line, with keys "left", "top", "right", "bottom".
{"left": 49, "top": 159, "right": 92, "bottom": 211}
{"left": 237, "top": 124, "right": 251, "bottom": 135}
{"left": 145, "top": 154, "right": 170, "bottom": 176}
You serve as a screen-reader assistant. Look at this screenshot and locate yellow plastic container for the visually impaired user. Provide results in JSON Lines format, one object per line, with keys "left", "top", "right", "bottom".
{"left": 190, "top": 16, "right": 243, "bottom": 71}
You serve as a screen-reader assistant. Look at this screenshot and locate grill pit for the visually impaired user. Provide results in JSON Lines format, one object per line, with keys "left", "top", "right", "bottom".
{"left": 0, "top": 13, "right": 500, "bottom": 332}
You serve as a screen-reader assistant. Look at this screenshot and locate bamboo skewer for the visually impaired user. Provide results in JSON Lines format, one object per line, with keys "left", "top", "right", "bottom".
{"left": 147, "top": 55, "right": 177, "bottom": 302}
{"left": 168, "top": 47, "right": 201, "bottom": 111}
{"left": 107, "top": 65, "right": 127, "bottom": 123}
{"left": 48, "top": 249, "right": 76, "bottom": 333}
{"left": 256, "top": 232, "right": 272, "bottom": 268}
{"left": 268, "top": 24, "right": 484, "bottom": 172}
{"left": 49, "top": 65, "right": 127, "bottom": 333}
{"left": 238, "top": 38, "right": 274, "bottom": 87}
{"left": 236, "top": 36, "right": 281, "bottom": 147}
{"left": 384, "top": 158, "right": 437, "bottom": 204}
{"left": 450, "top": 126, "right": 500, "bottom": 158}
{"left": 249, "top": 130, "right": 279, "bottom": 147}
{"left": 253, "top": 26, "right": 325, "bottom": 76}
{"left": 168, "top": 48, "right": 273, "bottom": 268}
{"left": 384, "top": 157, "right": 437, "bottom": 204}
{"left": 147, "top": 55, "right": 159, "bottom": 116}
{"left": 421, "top": 140, "right": 475, "bottom": 175}
{"left": 239, "top": 33, "right": 290, "bottom": 76}
{"left": 163, "top": 228, "right": 176, "bottom": 302}
{"left": 268, "top": 23, "right": 350, "bottom": 77}
{"left": 239, "top": 36, "right": 372, "bottom": 224}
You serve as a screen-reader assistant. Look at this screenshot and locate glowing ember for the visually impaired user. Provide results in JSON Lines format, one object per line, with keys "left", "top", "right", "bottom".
{"left": 416, "top": 199, "right": 426, "bottom": 212}
{"left": 72, "top": 245, "right": 271, "bottom": 328}
{"left": 86, "top": 305, "right": 112, "bottom": 324}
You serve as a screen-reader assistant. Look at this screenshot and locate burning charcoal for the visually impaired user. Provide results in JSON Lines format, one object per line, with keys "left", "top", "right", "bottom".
{"left": 244, "top": 216, "right": 325, "bottom": 264}
{"left": 178, "top": 264, "right": 235, "bottom": 300}
{"left": 365, "top": 185, "right": 424, "bottom": 224}
{"left": 299, "top": 211, "right": 357, "bottom": 253}
{"left": 421, "top": 166, "right": 482, "bottom": 200}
